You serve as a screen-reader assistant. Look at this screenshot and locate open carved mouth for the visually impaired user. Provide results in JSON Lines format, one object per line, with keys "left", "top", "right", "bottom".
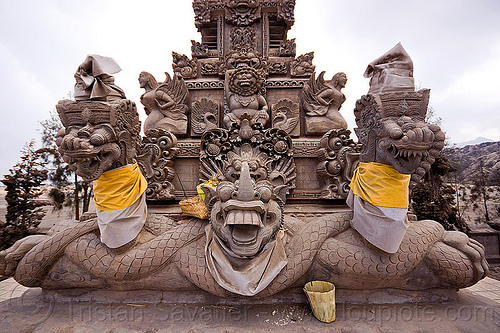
{"left": 62, "top": 143, "right": 119, "bottom": 181}
{"left": 238, "top": 80, "right": 252, "bottom": 87}
{"left": 236, "top": 4, "right": 250, "bottom": 12}
{"left": 222, "top": 199, "right": 267, "bottom": 247}
{"left": 388, "top": 143, "right": 429, "bottom": 162}
{"left": 231, "top": 224, "right": 259, "bottom": 246}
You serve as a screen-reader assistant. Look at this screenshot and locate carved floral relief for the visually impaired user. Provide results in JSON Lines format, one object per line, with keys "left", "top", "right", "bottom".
{"left": 291, "top": 52, "right": 315, "bottom": 77}
{"left": 136, "top": 129, "right": 179, "bottom": 200}
{"left": 191, "top": 40, "right": 209, "bottom": 58}
{"left": 316, "top": 129, "right": 361, "bottom": 199}
{"left": 230, "top": 27, "right": 256, "bottom": 51}
{"left": 172, "top": 52, "right": 198, "bottom": 79}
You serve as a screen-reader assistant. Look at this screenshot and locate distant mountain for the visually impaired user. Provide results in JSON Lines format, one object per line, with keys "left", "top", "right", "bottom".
{"left": 444, "top": 141, "right": 500, "bottom": 184}
{"left": 455, "top": 137, "right": 494, "bottom": 148}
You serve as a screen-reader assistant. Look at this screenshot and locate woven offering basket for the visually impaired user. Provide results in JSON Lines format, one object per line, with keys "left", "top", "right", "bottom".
{"left": 303, "top": 281, "right": 336, "bottom": 323}
{"left": 179, "top": 196, "right": 208, "bottom": 219}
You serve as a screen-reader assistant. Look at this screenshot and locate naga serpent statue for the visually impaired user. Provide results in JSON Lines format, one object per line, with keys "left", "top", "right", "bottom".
{"left": 0, "top": 47, "right": 488, "bottom": 300}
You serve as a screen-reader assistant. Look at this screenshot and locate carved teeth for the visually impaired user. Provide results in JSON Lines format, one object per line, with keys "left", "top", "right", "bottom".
{"left": 395, "top": 148, "right": 426, "bottom": 159}
{"left": 225, "top": 210, "right": 264, "bottom": 228}
{"left": 226, "top": 210, "right": 235, "bottom": 225}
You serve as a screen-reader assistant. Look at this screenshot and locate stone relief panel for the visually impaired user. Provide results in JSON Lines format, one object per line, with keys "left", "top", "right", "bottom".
{"left": 268, "top": 61, "right": 287, "bottom": 75}
{"left": 172, "top": 52, "right": 198, "bottom": 79}
{"left": 200, "top": 60, "right": 221, "bottom": 76}
{"left": 279, "top": 38, "right": 296, "bottom": 57}
{"left": 136, "top": 129, "right": 179, "bottom": 201}
{"left": 271, "top": 98, "right": 299, "bottom": 137}
{"left": 316, "top": 129, "right": 361, "bottom": 199}
{"left": 230, "top": 27, "right": 256, "bottom": 51}
{"left": 191, "top": 40, "right": 209, "bottom": 58}
{"left": 226, "top": 0, "right": 261, "bottom": 26}
{"left": 291, "top": 52, "right": 315, "bottom": 77}
{"left": 191, "top": 98, "right": 220, "bottom": 136}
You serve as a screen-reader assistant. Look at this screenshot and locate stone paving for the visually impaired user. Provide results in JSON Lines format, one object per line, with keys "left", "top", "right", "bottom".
{"left": 465, "top": 277, "right": 500, "bottom": 304}
{"left": 1, "top": 277, "right": 499, "bottom": 333}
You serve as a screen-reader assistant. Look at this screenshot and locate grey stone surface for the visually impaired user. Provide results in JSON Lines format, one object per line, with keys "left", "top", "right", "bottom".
{"left": 1, "top": 277, "right": 500, "bottom": 333}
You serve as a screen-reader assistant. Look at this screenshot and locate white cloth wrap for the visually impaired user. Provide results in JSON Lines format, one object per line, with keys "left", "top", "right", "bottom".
{"left": 205, "top": 225, "right": 287, "bottom": 296}
{"left": 96, "top": 193, "right": 147, "bottom": 248}
{"left": 347, "top": 191, "right": 409, "bottom": 253}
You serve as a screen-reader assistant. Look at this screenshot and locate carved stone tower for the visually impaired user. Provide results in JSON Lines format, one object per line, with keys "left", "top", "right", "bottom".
{"left": 137, "top": 0, "right": 359, "bottom": 202}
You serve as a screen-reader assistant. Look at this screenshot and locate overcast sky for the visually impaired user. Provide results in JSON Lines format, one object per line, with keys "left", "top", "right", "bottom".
{"left": 1, "top": 0, "right": 499, "bottom": 178}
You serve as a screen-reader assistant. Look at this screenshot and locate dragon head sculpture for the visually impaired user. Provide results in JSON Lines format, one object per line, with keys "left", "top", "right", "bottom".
{"left": 200, "top": 121, "right": 295, "bottom": 257}
{"left": 55, "top": 55, "right": 141, "bottom": 182}
{"left": 56, "top": 99, "right": 141, "bottom": 182}
{"left": 354, "top": 90, "right": 445, "bottom": 187}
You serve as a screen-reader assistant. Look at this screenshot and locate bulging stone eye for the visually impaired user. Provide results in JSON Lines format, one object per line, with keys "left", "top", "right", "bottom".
{"left": 390, "top": 128, "right": 403, "bottom": 139}
{"left": 248, "top": 161, "right": 258, "bottom": 171}
{"left": 218, "top": 183, "right": 235, "bottom": 202}
{"left": 89, "top": 127, "right": 114, "bottom": 146}
{"left": 256, "top": 185, "right": 272, "bottom": 202}
{"left": 90, "top": 133, "right": 106, "bottom": 146}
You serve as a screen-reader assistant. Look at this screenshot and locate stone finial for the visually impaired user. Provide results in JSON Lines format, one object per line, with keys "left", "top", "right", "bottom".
{"left": 74, "top": 54, "right": 126, "bottom": 102}
{"left": 364, "top": 43, "right": 414, "bottom": 95}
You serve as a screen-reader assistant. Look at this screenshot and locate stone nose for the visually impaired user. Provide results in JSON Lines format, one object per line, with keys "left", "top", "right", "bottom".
{"left": 237, "top": 161, "right": 255, "bottom": 201}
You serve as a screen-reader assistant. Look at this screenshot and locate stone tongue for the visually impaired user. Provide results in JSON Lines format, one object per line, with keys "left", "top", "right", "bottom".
{"left": 225, "top": 210, "right": 263, "bottom": 227}
{"left": 232, "top": 225, "right": 258, "bottom": 243}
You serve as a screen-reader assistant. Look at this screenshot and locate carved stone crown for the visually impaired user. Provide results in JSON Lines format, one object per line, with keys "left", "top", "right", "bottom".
{"left": 377, "top": 89, "right": 430, "bottom": 120}
{"left": 56, "top": 99, "right": 141, "bottom": 144}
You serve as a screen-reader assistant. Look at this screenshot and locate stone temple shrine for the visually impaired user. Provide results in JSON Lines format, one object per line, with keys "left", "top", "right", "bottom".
{"left": 0, "top": 0, "right": 488, "bottom": 305}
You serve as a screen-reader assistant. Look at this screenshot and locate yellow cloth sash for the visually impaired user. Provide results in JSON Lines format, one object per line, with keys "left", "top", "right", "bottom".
{"left": 93, "top": 163, "right": 148, "bottom": 211}
{"left": 350, "top": 162, "right": 410, "bottom": 209}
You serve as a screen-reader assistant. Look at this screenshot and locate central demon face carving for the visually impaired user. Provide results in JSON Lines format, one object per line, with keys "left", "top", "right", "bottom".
{"left": 228, "top": 67, "right": 263, "bottom": 96}
{"left": 201, "top": 125, "right": 295, "bottom": 257}
{"left": 211, "top": 145, "right": 282, "bottom": 257}
{"left": 226, "top": 0, "right": 260, "bottom": 26}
